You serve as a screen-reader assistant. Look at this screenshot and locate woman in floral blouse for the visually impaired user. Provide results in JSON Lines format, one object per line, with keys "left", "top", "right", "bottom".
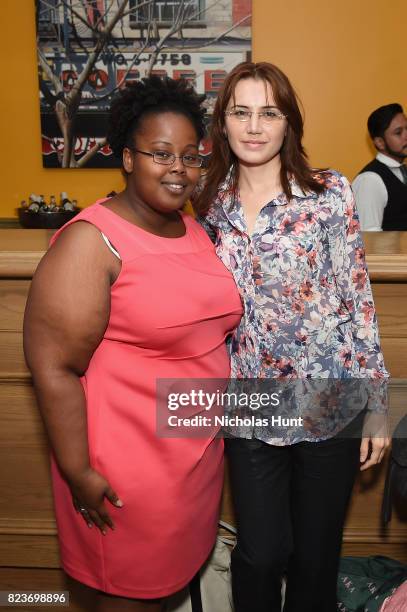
{"left": 194, "top": 62, "right": 390, "bottom": 612}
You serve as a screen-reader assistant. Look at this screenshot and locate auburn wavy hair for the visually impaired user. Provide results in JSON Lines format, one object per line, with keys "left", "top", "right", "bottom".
{"left": 194, "top": 62, "right": 325, "bottom": 215}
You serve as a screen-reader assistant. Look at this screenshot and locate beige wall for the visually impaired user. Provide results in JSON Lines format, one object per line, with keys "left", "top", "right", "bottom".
{"left": 253, "top": 0, "right": 406, "bottom": 175}
{"left": 0, "top": 0, "right": 406, "bottom": 217}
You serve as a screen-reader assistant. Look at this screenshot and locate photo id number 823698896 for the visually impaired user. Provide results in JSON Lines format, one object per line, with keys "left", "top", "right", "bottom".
{"left": 0, "top": 591, "right": 69, "bottom": 607}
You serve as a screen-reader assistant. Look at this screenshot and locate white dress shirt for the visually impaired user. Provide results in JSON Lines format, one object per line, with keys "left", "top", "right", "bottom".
{"left": 352, "top": 153, "right": 406, "bottom": 231}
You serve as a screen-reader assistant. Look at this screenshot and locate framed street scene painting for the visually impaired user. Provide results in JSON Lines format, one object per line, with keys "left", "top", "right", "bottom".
{"left": 36, "top": 0, "right": 252, "bottom": 168}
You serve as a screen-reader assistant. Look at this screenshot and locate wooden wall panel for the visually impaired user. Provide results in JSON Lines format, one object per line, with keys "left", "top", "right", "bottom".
{"left": 0, "top": 280, "right": 29, "bottom": 331}
{"left": 0, "top": 332, "right": 29, "bottom": 377}
{"left": 0, "top": 535, "right": 60, "bottom": 569}
{"left": 0, "top": 383, "right": 55, "bottom": 532}
{"left": 379, "top": 338, "right": 407, "bottom": 378}
{"left": 373, "top": 283, "right": 407, "bottom": 337}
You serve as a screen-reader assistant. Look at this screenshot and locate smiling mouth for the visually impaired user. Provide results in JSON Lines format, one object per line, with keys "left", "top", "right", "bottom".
{"left": 161, "top": 182, "right": 187, "bottom": 194}
{"left": 243, "top": 141, "right": 267, "bottom": 145}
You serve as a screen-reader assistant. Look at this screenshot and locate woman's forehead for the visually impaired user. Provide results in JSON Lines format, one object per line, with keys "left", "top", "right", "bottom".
{"left": 134, "top": 111, "right": 198, "bottom": 142}
{"left": 230, "top": 78, "right": 276, "bottom": 107}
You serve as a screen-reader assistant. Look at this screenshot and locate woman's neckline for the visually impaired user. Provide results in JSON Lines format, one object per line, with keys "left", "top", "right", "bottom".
{"left": 95, "top": 200, "right": 188, "bottom": 240}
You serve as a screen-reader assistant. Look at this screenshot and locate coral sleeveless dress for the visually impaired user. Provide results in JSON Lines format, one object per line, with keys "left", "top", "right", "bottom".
{"left": 49, "top": 202, "right": 242, "bottom": 599}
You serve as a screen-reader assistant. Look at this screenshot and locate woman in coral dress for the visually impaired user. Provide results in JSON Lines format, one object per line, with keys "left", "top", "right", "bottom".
{"left": 24, "top": 76, "right": 242, "bottom": 611}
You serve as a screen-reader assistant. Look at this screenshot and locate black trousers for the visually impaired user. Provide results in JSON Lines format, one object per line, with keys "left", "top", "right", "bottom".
{"left": 225, "top": 434, "right": 361, "bottom": 612}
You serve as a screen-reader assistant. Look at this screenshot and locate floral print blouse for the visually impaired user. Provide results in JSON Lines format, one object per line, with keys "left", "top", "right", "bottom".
{"left": 200, "top": 170, "right": 389, "bottom": 444}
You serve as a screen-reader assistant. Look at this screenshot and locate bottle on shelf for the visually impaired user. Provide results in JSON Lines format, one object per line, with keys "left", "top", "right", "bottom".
{"left": 39, "top": 195, "right": 49, "bottom": 212}
{"left": 60, "top": 192, "right": 75, "bottom": 211}
{"left": 28, "top": 194, "right": 40, "bottom": 212}
{"left": 49, "top": 195, "right": 58, "bottom": 211}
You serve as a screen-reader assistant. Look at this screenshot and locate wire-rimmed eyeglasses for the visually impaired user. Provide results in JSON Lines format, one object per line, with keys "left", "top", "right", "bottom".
{"left": 224, "top": 109, "right": 287, "bottom": 123}
{"left": 133, "top": 149, "right": 203, "bottom": 168}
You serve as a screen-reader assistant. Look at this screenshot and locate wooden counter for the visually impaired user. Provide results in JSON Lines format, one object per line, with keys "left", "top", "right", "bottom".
{"left": 0, "top": 229, "right": 54, "bottom": 278}
{"left": 2, "top": 228, "right": 407, "bottom": 278}
{"left": 363, "top": 232, "right": 407, "bottom": 281}
{"left": 0, "top": 229, "right": 406, "bottom": 608}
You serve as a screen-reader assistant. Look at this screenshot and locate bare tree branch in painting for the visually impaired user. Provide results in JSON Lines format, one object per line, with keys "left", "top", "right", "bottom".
{"left": 76, "top": 138, "right": 107, "bottom": 168}
{"left": 38, "top": 47, "right": 63, "bottom": 95}
{"left": 39, "top": 0, "right": 156, "bottom": 166}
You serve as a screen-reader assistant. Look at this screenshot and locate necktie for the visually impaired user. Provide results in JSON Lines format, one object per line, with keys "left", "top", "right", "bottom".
{"left": 400, "top": 165, "right": 407, "bottom": 184}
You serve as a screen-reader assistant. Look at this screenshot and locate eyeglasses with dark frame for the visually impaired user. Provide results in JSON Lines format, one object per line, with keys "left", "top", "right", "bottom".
{"left": 224, "top": 108, "right": 287, "bottom": 123}
{"left": 133, "top": 149, "right": 203, "bottom": 168}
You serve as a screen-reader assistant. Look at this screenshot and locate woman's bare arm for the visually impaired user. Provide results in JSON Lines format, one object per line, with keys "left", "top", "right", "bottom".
{"left": 24, "top": 221, "right": 122, "bottom": 532}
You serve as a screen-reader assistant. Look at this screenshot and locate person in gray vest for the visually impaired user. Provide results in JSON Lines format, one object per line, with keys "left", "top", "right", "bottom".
{"left": 352, "top": 103, "right": 407, "bottom": 230}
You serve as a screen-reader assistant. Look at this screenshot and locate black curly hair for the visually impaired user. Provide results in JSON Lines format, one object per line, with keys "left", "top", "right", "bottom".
{"left": 107, "top": 75, "right": 206, "bottom": 160}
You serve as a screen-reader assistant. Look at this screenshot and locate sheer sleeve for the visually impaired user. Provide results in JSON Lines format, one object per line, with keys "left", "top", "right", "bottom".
{"left": 327, "top": 174, "right": 389, "bottom": 411}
